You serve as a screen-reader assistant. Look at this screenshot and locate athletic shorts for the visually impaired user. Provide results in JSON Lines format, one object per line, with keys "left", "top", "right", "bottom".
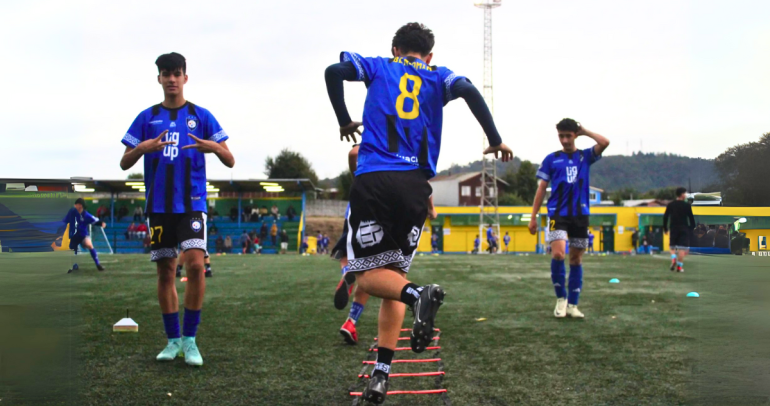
{"left": 148, "top": 212, "right": 208, "bottom": 262}
{"left": 331, "top": 217, "right": 349, "bottom": 260}
{"left": 547, "top": 216, "right": 589, "bottom": 249}
{"left": 69, "top": 234, "right": 86, "bottom": 250}
{"left": 280, "top": 242, "right": 288, "bottom": 250}
{"left": 346, "top": 170, "right": 431, "bottom": 273}
{"left": 669, "top": 228, "right": 690, "bottom": 249}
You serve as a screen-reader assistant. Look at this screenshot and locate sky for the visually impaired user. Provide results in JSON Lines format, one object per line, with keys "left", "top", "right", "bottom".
{"left": 1, "top": 0, "right": 769, "bottom": 181}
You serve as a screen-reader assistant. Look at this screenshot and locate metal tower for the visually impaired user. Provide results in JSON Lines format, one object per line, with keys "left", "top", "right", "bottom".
{"left": 474, "top": 0, "right": 502, "bottom": 252}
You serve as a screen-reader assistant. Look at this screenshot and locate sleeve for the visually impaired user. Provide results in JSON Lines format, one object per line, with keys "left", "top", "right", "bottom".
{"left": 83, "top": 211, "right": 100, "bottom": 225}
{"left": 325, "top": 61, "right": 359, "bottom": 126}
{"left": 663, "top": 205, "right": 670, "bottom": 233}
{"left": 62, "top": 208, "right": 73, "bottom": 225}
{"left": 339, "top": 52, "right": 378, "bottom": 82}
{"left": 585, "top": 146, "right": 602, "bottom": 165}
{"left": 451, "top": 78, "right": 502, "bottom": 147}
{"left": 122, "top": 112, "right": 145, "bottom": 148}
{"left": 536, "top": 156, "right": 552, "bottom": 183}
{"left": 439, "top": 67, "right": 466, "bottom": 104}
{"left": 203, "top": 110, "right": 228, "bottom": 143}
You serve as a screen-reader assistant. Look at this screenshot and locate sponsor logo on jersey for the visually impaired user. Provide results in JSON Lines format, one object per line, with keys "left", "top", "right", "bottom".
{"left": 163, "top": 132, "right": 180, "bottom": 161}
{"left": 149, "top": 120, "right": 164, "bottom": 125}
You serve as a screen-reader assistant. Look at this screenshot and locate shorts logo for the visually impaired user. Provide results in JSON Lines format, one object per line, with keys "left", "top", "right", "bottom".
{"left": 187, "top": 116, "right": 198, "bottom": 131}
{"left": 408, "top": 226, "right": 420, "bottom": 247}
{"left": 356, "top": 220, "right": 384, "bottom": 248}
{"left": 190, "top": 219, "right": 202, "bottom": 233}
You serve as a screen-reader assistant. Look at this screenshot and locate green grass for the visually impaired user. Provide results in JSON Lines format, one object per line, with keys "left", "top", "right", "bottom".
{"left": 1, "top": 252, "right": 768, "bottom": 405}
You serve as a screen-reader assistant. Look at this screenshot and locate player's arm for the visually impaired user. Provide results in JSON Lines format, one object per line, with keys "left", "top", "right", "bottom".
{"left": 120, "top": 130, "right": 174, "bottom": 170}
{"left": 348, "top": 144, "right": 359, "bottom": 174}
{"left": 687, "top": 205, "right": 696, "bottom": 230}
{"left": 528, "top": 180, "right": 549, "bottom": 235}
{"left": 576, "top": 125, "right": 610, "bottom": 157}
{"left": 451, "top": 79, "right": 512, "bottom": 162}
{"left": 181, "top": 136, "right": 235, "bottom": 168}
{"left": 663, "top": 205, "right": 670, "bottom": 234}
{"left": 84, "top": 212, "right": 106, "bottom": 228}
{"left": 325, "top": 61, "right": 362, "bottom": 142}
{"left": 428, "top": 195, "right": 437, "bottom": 220}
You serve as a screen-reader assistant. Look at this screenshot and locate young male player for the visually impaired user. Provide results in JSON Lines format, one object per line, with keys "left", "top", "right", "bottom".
{"left": 503, "top": 231, "right": 511, "bottom": 253}
{"left": 325, "top": 22, "right": 512, "bottom": 403}
{"left": 528, "top": 119, "right": 609, "bottom": 319}
{"left": 63, "top": 198, "right": 106, "bottom": 273}
{"left": 663, "top": 187, "right": 696, "bottom": 272}
{"left": 119, "top": 52, "right": 235, "bottom": 366}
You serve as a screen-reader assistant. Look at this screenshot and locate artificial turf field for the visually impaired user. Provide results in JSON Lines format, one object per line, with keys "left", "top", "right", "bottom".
{"left": 1, "top": 252, "right": 769, "bottom": 405}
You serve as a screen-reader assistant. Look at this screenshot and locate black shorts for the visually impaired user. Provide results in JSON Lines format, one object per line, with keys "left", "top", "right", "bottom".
{"left": 346, "top": 170, "right": 431, "bottom": 273}
{"left": 148, "top": 212, "right": 208, "bottom": 262}
{"left": 331, "top": 217, "right": 349, "bottom": 260}
{"left": 547, "top": 216, "right": 589, "bottom": 249}
{"left": 669, "top": 228, "right": 690, "bottom": 248}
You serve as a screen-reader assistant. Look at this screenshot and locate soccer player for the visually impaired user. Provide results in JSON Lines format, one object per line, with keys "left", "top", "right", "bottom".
{"left": 325, "top": 22, "right": 512, "bottom": 403}
{"left": 528, "top": 119, "right": 609, "bottom": 319}
{"left": 473, "top": 234, "right": 480, "bottom": 254}
{"left": 663, "top": 187, "right": 696, "bottom": 272}
{"left": 587, "top": 230, "right": 595, "bottom": 254}
{"left": 503, "top": 231, "right": 511, "bottom": 253}
{"left": 63, "top": 198, "right": 106, "bottom": 273}
{"left": 119, "top": 52, "right": 235, "bottom": 366}
{"left": 176, "top": 250, "right": 213, "bottom": 278}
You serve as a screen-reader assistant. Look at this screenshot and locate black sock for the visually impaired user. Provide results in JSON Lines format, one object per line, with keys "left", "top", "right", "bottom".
{"left": 176, "top": 265, "right": 183, "bottom": 272}
{"left": 372, "top": 347, "right": 395, "bottom": 379}
{"left": 399, "top": 283, "right": 423, "bottom": 307}
{"left": 205, "top": 264, "right": 211, "bottom": 271}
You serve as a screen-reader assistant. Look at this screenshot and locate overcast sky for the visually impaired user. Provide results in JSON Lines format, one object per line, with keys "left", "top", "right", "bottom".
{"left": 2, "top": 0, "right": 769, "bottom": 181}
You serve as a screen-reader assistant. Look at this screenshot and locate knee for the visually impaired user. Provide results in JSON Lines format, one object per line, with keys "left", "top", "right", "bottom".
{"left": 158, "top": 268, "right": 175, "bottom": 285}
{"left": 186, "top": 263, "right": 204, "bottom": 278}
{"left": 552, "top": 252, "right": 566, "bottom": 261}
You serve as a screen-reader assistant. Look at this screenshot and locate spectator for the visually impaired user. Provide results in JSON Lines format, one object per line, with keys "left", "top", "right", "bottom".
{"left": 588, "top": 230, "right": 595, "bottom": 253}
{"left": 136, "top": 222, "right": 148, "bottom": 240}
{"left": 642, "top": 235, "right": 650, "bottom": 254}
{"left": 126, "top": 222, "right": 137, "bottom": 240}
{"left": 715, "top": 225, "right": 729, "bottom": 248}
{"left": 271, "top": 221, "right": 278, "bottom": 246}
{"left": 631, "top": 230, "right": 639, "bottom": 255}
{"left": 271, "top": 204, "right": 280, "bottom": 220}
{"left": 300, "top": 236, "right": 308, "bottom": 254}
{"left": 259, "top": 205, "right": 269, "bottom": 220}
{"left": 229, "top": 207, "right": 238, "bottom": 222}
{"left": 143, "top": 233, "right": 152, "bottom": 253}
{"left": 253, "top": 235, "right": 262, "bottom": 254}
{"left": 224, "top": 235, "right": 233, "bottom": 253}
{"left": 240, "top": 230, "right": 251, "bottom": 254}
{"left": 96, "top": 205, "right": 109, "bottom": 221}
{"left": 431, "top": 233, "right": 439, "bottom": 253}
{"left": 280, "top": 229, "right": 289, "bottom": 254}
{"left": 209, "top": 205, "right": 219, "bottom": 217}
{"left": 215, "top": 235, "right": 225, "bottom": 254}
{"left": 316, "top": 230, "right": 323, "bottom": 254}
{"left": 260, "top": 222, "right": 268, "bottom": 243}
{"left": 286, "top": 205, "right": 296, "bottom": 221}
{"left": 250, "top": 206, "right": 259, "bottom": 222}
{"left": 133, "top": 206, "right": 144, "bottom": 222}
{"left": 117, "top": 205, "right": 129, "bottom": 221}
{"left": 242, "top": 206, "right": 251, "bottom": 223}
{"left": 209, "top": 223, "right": 218, "bottom": 236}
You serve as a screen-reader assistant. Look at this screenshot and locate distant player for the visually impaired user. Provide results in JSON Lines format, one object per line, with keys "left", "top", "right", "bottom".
{"left": 663, "top": 187, "right": 696, "bottom": 272}
{"left": 503, "top": 231, "right": 511, "bottom": 253}
{"left": 528, "top": 119, "right": 609, "bottom": 319}
{"left": 325, "top": 22, "right": 512, "bottom": 403}
{"left": 119, "top": 52, "right": 235, "bottom": 366}
{"left": 176, "top": 250, "right": 213, "bottom": 278}
{"left": 473, "top": 235, "right": 480, "bottom": 254}
{"left": 587, "top": 230, "right": 595, "bottom": 253}
{"left": 431, "top": 233, "right": 439, "bottom": 253}
{"left": 63, "top": 198, "right": 106, "bottom": 273}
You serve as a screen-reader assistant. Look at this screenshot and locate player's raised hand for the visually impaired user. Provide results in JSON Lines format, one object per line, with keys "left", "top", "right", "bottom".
{"left": 576, "top": 124, "right": 589, "bottom": 136}
{"left": 182, "top": 133, "right": 220, "bottom": 153}
{"left": 528, "top": 218, "right": 538, "bottom": 235}
{"left": 101, "top": 222, "right": 107, "bottom": 228}
{"left": 340, "top": 121, "right": 362, "bottom": 143}
{"left": 138, "top": 130, "right": 175, "bottom": 153}
{"left": 483, "top": 143, "right": 514, "bottom": 162}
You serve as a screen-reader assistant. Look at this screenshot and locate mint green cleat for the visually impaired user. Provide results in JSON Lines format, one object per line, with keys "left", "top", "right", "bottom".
{"left": 182, "top": 336, "right": 203, "bottom": 366}
{"left": 156, "top": 338, "right": 183, "bottom": 361}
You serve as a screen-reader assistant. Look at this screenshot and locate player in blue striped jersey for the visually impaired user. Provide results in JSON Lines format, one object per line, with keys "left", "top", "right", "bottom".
{"left": 63, "top": 198, "right": 106, "bottom": 273}
{"left": 528, "top": 118, "right": 610, "bottom": 319}
{"left": 119, "top": 52, "right": 235, "bottom": 367}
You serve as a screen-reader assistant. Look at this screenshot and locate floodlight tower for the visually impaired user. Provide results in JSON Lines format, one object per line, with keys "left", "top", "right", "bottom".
{"left": 475, "top": 0, "right": 502, "bottom": 252}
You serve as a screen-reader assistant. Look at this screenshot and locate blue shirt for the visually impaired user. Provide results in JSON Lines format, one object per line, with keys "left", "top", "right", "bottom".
{"left": 588, "top": 233, "right": 595, "bottom": 244}
{"left": 537, "top": 147, "right": 601, "bottom": 218}
{"left": 486, "top": 227, "right": 493, "bottom": 240}
{"left": 63, "top": 208, "right": 99, "bottom": 237}
{"left": 341, "top": 52, "right": 465, "bottom": 179}
{"left": 504, "top": 235, "right": 511, "bottom": 244}
{"left": 122, "top": 102, "right": 228, "bottom": 214}
{"left": 474, "top": 238, "right": 480, "bottom": 248}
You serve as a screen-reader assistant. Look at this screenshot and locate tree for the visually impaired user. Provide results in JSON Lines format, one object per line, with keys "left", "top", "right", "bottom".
{"left": 337, "top": 170, "right": 354, "bottom": 200}
{"left": 512, "top": 161, "right": 538, "bottom": 204}
{"left": 498, "top": 192, "right": 529, "bottom": 206}
{"left": 265, "top": 149, "right": 319, "bottom": 185}
{"left": 127, "top": 173, "right": 143, "bottom": 179}
{"left": 714, "top": 132, "right": 770, "bottom": 206}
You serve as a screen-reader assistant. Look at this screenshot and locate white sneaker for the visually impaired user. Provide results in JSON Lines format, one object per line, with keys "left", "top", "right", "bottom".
{"left": 566, "top": 304, "right": 584, "bottom": 318}
{"left": 554, "top": 298, "right": 567, "bottom": 318}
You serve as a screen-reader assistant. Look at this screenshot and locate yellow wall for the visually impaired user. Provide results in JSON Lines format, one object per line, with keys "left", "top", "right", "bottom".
{"left": 743, "top": 230, "right": 769, "bottom": 251}
{"left": 422, "top": 206, "right": 770, "bottom": 253}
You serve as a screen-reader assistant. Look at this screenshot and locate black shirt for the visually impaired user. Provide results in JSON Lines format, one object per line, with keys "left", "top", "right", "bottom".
{"left": 663, "top": 200, "right": 696, "bottom": 232}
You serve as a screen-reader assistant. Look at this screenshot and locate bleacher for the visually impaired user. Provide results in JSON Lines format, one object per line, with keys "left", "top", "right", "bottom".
{"left": 94, "top": 215, "right": 300, "bottom": 255}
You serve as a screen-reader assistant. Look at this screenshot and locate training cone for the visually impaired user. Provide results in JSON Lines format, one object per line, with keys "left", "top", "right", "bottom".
{"left": 686, "top": 292, "right": 700, "bottom": 298}
{"left": 113, "top": 309, "right": 138, "bottom": 333}
{"left": 609, "top": 278, "right": 620, "bottom": 283}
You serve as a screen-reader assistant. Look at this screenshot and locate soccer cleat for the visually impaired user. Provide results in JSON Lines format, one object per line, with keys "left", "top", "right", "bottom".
{"left": 205, "top": 269, "right": 212, "bottom": 278}
{"left": 182, "top": 336, "right": 203, "bottom": 366}
{"left": 554, "top": 298, "right": 567, "bottom": 318}
{"left": 677, "top": 267, "right": 684, "bottom": 273}
{"left": 156, "top": 338, "right": 183, "bottom": 361}
{"left": 334, "top": 271, "right": 357, "bottom": 310}
{"left": 97, "top": 264, "right": 105, "bottom": 271}
{"left": 566, "top": 304, "right": 585, "bottom": 318}
{"left": 340, "top": 318, "right": 358, "bottom": 345}
{"left": 362, "top": 374, "right": 389, "bottom": 404}
{"left": 410, "top": 284, "right": 444, "bottom": 353}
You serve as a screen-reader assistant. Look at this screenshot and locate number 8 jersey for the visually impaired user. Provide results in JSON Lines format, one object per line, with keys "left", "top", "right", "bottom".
{"left": 341, "top": 52, "right": 466, "bottom": 179}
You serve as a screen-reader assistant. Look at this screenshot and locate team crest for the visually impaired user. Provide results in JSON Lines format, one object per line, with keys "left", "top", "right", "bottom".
{"left": 190, "top": 219, "right": 202, "bottom": 233}
{"left": 187, "top": 116, "right": 198, "bottom": 131}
